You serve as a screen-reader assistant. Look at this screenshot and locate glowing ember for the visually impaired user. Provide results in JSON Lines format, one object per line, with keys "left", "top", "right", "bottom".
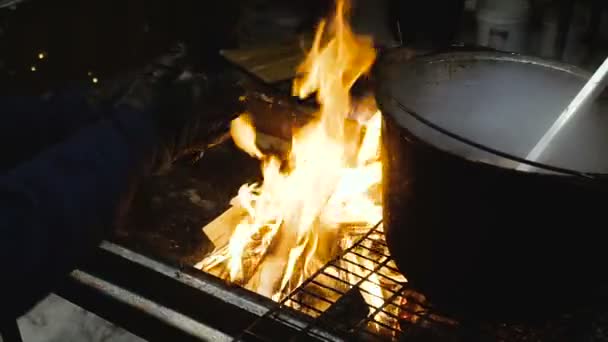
{"left": 196, "top": 0, "right": 406, "bottom": 334}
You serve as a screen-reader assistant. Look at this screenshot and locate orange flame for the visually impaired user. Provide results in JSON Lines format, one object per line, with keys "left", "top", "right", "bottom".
{"left": 196, "top": 0, "right": 406, "bottom": 334}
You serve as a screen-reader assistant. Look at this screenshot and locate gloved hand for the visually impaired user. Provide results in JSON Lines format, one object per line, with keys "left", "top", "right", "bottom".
{"left": 93, "top": 43, "right": 245, "bottom": 174}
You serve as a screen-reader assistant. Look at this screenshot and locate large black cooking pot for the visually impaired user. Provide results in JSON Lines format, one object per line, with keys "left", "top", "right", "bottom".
{"left": 376, "top": 48, "right": 608, "bottom": 322}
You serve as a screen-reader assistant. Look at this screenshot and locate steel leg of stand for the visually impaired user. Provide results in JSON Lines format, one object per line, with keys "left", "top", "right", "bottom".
{"left": 0, "top": 320, "right": 23, "bottom": 342}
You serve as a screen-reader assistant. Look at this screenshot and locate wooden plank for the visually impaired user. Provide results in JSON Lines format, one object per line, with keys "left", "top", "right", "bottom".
{"left": 203, "top": 206, "right": 245, "bottom": 249}
{"left": 221, "top": 38, "right": 312, "bottom": 84}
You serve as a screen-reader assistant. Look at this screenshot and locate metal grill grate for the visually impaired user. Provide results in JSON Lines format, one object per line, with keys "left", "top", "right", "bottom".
{"left": 234, "top": 222, "right": 608, "bottom": 342}
{"left": 238, "top": 222, "right": 457, "bottom": 341}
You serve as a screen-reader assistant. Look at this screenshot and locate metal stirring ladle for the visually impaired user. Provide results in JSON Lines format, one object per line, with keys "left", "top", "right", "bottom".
{"left": 517, "top": 57, "right": 608, "bottom": 172}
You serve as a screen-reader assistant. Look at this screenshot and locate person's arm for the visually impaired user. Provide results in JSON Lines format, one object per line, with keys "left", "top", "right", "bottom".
{"left": 0, "top": 88, "right": 105, "bottom": 171}
{"left": 0, "top": 44, "right": 243, "bottom": 318}
{"left": 0, "top": 105, "right": 157, "bottom": 318}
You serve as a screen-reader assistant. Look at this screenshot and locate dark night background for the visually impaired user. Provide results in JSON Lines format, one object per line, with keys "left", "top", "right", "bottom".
{"left": 1, "top": 0, "right": 607, "bottom": 97}
{"left": 0, "top": 0, "right": 332, "bottom": 94}
{"left": 1, "top": 0, "right": 608, "bottom": 341}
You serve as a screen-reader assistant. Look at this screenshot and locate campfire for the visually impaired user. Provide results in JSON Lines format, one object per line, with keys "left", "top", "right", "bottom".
{"left": 196, "top": 0, "right": 409, "bottom": 335}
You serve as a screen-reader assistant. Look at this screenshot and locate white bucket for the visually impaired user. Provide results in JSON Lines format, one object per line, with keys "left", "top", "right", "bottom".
{"left": 476, "top": 0, "right": 530, "bottom": 53}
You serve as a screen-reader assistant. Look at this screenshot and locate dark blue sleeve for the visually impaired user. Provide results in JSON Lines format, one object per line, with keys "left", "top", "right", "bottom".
{"left": 0, "top": 105, "right": 158, "bottom": 318}
{"left": 0, "top": 89, "right": 105, "bottom": 171}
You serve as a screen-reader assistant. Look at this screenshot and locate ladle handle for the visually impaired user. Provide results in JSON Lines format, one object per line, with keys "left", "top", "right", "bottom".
{"left": 517, "top": 56, "right": 608, "bottom": 172}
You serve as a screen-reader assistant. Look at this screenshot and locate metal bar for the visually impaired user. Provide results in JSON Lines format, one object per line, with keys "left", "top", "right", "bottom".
{"left": 352, "top": 243, "right": 392, "bottom": 260}
{"left": 243, "top": 222, "right": 386, "bottom": 340}
{"left": 340, "top": 257, "right": 401, "bottom": 287}
{"left": 57, "top": 281, "right": 203, "bottom": 342}
{"left": 61, "top": 241, "right": 313, "bottom": 341}
{"left": 353, "top": 270, "right": 401, "bottom": 294}
{"left": 378, "top": 307, "right": 404, "bottom": 322}
{"left": 309, "top": 280, "right": 346, "bottom": 296}
{"left": 284, "top": 299, "right": 325, "bottom": 315}
{"left": 74, "top": 241, "right": 348, "bottom": 342}
{"left": 298, "top": 247, "right": 396, "bottom": 339}
{"left": 69, "top": 270, "right": 232, "bottom": 342}
{"left": 363, "top": 236, "right": 388, "bottom": 248}
{"left": 362, "top": 316, "right": 400, "bottom": 333}
{"left": 347, "top": 249, "right": 387, "bottom": 266}
{"left": 237, "top": 297, "right": 344, "bottom": 342}
{"left": 321, "top": 267, "right": 359, "bottom": 287}
{"left": 339, "top": 256, "right": 375, "bottom": 273}
{"left": 280, "top": 221, "right": 384, "bottom": 306}
{"left": 353, "top": 281, "right": 406, "bottom": 334}
{"left": 297, "top": 288, "right": 338, "bottom": 305}
{"left": 356, "top": 286, "right": 393, "bottom": 303}
{"left": 240, "top": 308, "right": 343, "bottom": 342}
{"left": 378, "top": 264, "right": 403, "bottom": 276}
{"left": 98, "top": 242, "right": 271, "bottom": 316}
{"left": 236, "top": 218, "right": 429, "bottom": 341}
{"left": 328, "top": 262, "right": 368, "bottom": 280}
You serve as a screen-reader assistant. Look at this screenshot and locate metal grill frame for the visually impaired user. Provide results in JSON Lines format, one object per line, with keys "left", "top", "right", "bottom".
{"left": 236, "top": 220, "right": 608, "bottom": 342}
{"left": 238, "top": 222, "right": 454, "bottom": 341}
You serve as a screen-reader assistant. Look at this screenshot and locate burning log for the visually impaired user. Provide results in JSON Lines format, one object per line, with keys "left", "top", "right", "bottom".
{"left": 241, "top": 81, "right": 317, "bottom": 142}
{"left": 201, "top": 206, "right": 243, "bottom": 251}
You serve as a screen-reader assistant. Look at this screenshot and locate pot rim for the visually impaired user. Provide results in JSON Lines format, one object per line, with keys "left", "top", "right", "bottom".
{"left": 375, "top": 49, "right": 608, "bottom": 181}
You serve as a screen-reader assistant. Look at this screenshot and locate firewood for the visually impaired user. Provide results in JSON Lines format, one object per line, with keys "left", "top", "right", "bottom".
{"left": 202, "top": 206, "right": 245, "bottom": 249}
